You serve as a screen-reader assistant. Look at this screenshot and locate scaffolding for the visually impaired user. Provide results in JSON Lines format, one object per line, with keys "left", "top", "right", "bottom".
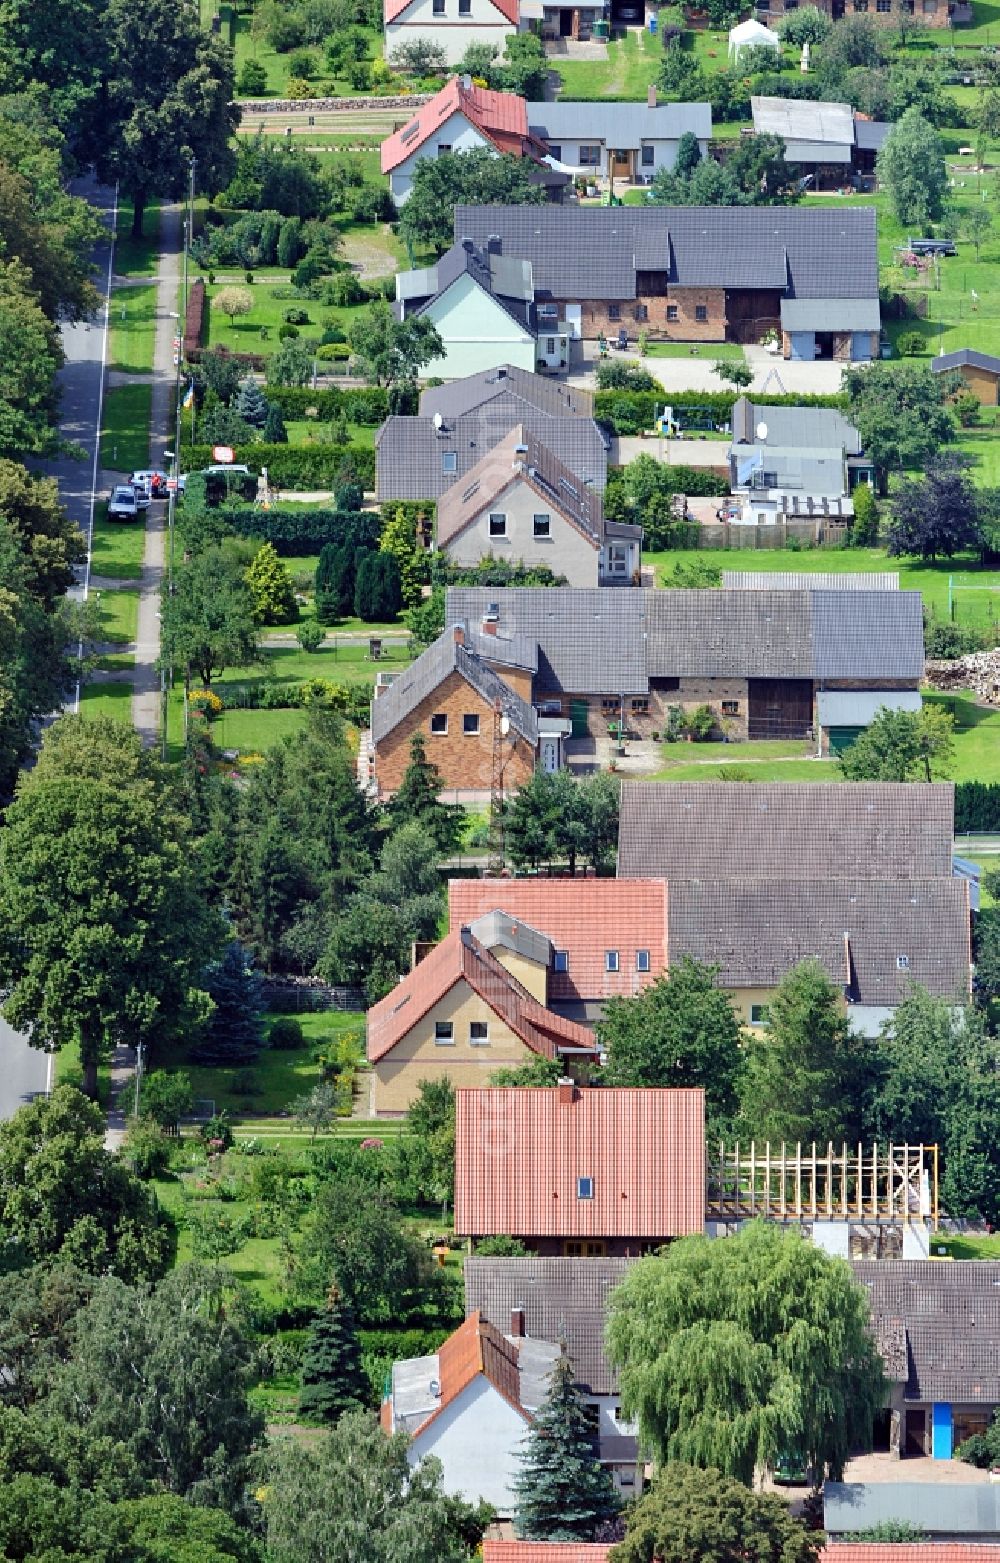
{"left": 706, "top": 1142, "right": 938, "bottom": 1230}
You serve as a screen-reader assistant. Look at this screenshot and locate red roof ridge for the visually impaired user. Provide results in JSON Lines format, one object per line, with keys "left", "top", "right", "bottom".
{"left": 381, "top": 76, "right": 526, "bottom": 173}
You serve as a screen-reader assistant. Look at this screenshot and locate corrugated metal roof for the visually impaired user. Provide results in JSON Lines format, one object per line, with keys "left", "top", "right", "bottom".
{"left": 752, "top": 94, "right": 854, "bottom": 147}
{"left": 852, "top": 1261, "right": 1000, "bottom": 1404}
{"left": 453, "top": 203, "right": 879, "bottom": 299}
{"left": 468, "top": 909, "right": 554, "bottom": 969}
{"left": 781, "top": 297, "right": 881, "bottom": 332}
{"left": 668, "top": 877, "right": 971, "bottom": 1004}
{"left": 825, "top": 1486, "right": 1000, "bottom": 1538}
{"left": 449, "top": 878, "right": 667, "bottom": 1003}
{"left": 420, "top": 365, "right": 593, "bottom": 421}
{"left": 730, "top": 397, "right": 863, "bottom": 454}
{"left": 853, "top": 119, "right": 892, "bottom": 151}
{"left": 617, "top": 782, "right": 955, "bottom": 881}
{"left": 527, "top": 100, "right": 711, "bottom": 148}
{"left": 466, "top": 1256, "right": 635, "bottom": 1393}
{"left": 376, "top": 413, "right": 608, "bottom": 501}
{"left": 723, "top": 571, "right": 896, "bottom": 589}
{"left": 454, "top": 1085, "right": 706, "bottom": 1239}
{"left": 816, "top": 689, "right": 921, "bottom": 724}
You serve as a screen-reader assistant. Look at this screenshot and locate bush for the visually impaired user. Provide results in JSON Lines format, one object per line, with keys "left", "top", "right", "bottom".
{"left": 283, "top": 307, "right": 311, "bottom": 325}
{"left": 955, "top": 781, "right": 1000, "bottom": 833}
{"left": 122, "top": 1118, "right": 172, "bottom": 1179}
{"left": 953, "top": 389, "right": 980, "bottom": 427}
{"left": 237, "top": 59, "right": 268, "bottom": 95}
{"left": 897, "top": 330, "right": 925, "bottom": 357}
{"left": 267, "top": 1012, "right": 303, "bottom": 1050}
{"left": 683, "top": 703, "right": 717, "bottom": 741}
{"left": 219, "top": 505, "right": 381, "bottom": 555}
{"left": 181, "top": 443, "right": 376, "bottom": 493}
{"left": 278, "top": 323, "right": 300, "bottom": 340}
{"left": 286, "top": 77, "right": 315, "bottom": 100}
{"left": 924, "top": 617, "right": 989, "bottom": 659}
{"left": 595, "top": 360, "right": 659, "bottom": 391}
{"left": 288, "top": 47, "right": 317, "bottom": 77}
{"left": 297, "top": 619, "right": 324, "bottom": 652}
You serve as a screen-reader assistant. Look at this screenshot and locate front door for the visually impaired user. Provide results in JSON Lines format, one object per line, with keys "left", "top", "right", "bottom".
{"left": 612, "top": 148, "right": 632, "bottom": 179}
{"left": 904, "top": 1409, "right": 926, "bottom": 1456}
{"left": 541, "top": 738, "right": 560, "bottom": 773}
{"left": 559, "top": 7, "right": 573, "bottom": 33}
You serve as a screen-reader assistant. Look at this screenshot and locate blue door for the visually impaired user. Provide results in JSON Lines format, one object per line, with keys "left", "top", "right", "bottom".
{"left": 788, "top": 331, "right": 815, "bottom": 360}
{"left": 851, "top": 331, "right": 873, "bottom": 362}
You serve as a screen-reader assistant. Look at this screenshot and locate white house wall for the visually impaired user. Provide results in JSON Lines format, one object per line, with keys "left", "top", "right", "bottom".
{"left": 409, "top": 1377, "right": 529, "bottom": 1513}
{"left": 389, "top": 113, "right": 493, "bottom": 205}
{"left": 386, "top": 1, "right": 515, "bottom": 65}
{"left": 421, "top": 271, "right": 535, "bottom": 378}
{"left": 546, "top": 137, "right": 710, "bottom": 178}
{"left": 443, "top": 475, "right": 601, "bottom": 586}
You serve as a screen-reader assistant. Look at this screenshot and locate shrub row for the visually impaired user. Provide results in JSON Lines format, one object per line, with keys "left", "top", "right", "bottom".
{"left": 215, "top": 678, "right": 373, "bottom": 725}
{"left": 594, "top": 387, "right": 848, "bottom": 433}
{"left": 955, "top": 782, "right": 1000, "bottom": 834}
{"left": 184, "top": 278, "right": 205, "bottom": 358}
{"left": 220, "top": 506, "right": 382, "bottom": 555}
{"left": 267, "top": 386, "right": 390, "bottom": 424}
{"left": 182, "top": 442, "right": 375, "bottom": 491}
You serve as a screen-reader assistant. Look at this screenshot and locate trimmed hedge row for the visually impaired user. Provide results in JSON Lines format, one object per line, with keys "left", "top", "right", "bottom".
{"left": 182, "top": 442, "right": 376, "bottom": 491}
{"left": 955, "top": 782, "right": 1000, "bottom": 834}
{"left": 594, "top": 387, "right": 848, "bottom": 433}
{"left": 184, "top": 279, "right": 205, "bottom": 359}
{"left": 266, "top": 386, "right": 390, "bottom": 425}
{"left": 220, "top": 507, "right": 382, "bottom": 555}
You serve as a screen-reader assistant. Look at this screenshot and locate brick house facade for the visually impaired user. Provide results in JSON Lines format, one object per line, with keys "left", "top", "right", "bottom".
{"left": 373, "top": 663, "right": 535, "bottom": 796}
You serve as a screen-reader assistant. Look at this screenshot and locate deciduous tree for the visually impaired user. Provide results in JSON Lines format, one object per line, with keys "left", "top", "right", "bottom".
{"left": 398, "top": 148, "right": 544, "bottom": 256}
{"left": 842, "top": 361, "right": 955, "bottom": 474}
{"left": 160, "top": 547, "right": 259, "bottom": 688}
{"left": 885, "top": 455, "right": 981, "bottom": 561}
{"left": 877, "top": 107, "right": 948, "bottom": 228}
{"left": 838, "top": 703, "right": 954, "bottom": 782}
{"left": 245, "top": 541, "right": 298, "bottom": 625}
{"left": 609, "top": 1463, "right": 821, "bottom": 1563}
{"left": 347, "top": 300, "right": 443, "bottom": 387}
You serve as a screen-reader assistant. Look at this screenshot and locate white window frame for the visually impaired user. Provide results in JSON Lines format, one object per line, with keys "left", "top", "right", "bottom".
{"left": 636, "top": 949, "right": 650, "bottom": 973}
{"left": 577, "top": 1176, "right": 594, "bottom": 1199}
{"left": 533, "top": 513, "right": 551, "bottom": 538}
{"left": 463, "top": 713, "right": 480, "bottom": 736}
{"left": 554, "top": 950, "right": 569, "bottom": 972}
{"left": 605, "top": 950, "right": 620, "bottom": 973}
{"left": 489, "top": 512, "right": 507, "bottom": 537}
{"left": 469, "top": 1020, "right": 490, "bottom": 1045}
{"left": 430, "top": 713, "right": 448, "bottom": 735}
{"left": 434, "top": 1021, "right": 454, "bottom": 1044}
{"left": 442, "top": 451, "right": 457, "bottom": 474}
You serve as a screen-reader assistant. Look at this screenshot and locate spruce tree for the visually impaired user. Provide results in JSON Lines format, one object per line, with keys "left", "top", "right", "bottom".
{"left": 194, "top": 941, "right": 264, "bottom": 1064}
{"left": 236, "top": 376, "right": 269, "bottom": 428}
{"left": 514, "top": 1351, "right": 621, "bottom": 1542}
{"left": 388, "top": 733, "right": 462, "bottom": 852}
{"left": 299, "top": 1287, "right": 369, "bottom": 1423}
{"left": 354, "top": 550, "right": 402, "bottom": 622}
{"left": 263, "top": 402, "right": 287, "bottom": 443}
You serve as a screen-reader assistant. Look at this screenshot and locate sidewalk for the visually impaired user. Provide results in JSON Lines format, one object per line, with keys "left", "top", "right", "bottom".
{"left": 132, "top": 202, "right": 182, "bottom": 746}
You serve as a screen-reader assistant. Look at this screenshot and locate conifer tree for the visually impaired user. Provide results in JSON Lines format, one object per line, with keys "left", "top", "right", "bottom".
{"left": 245, "top": 541, "right": 298, "bottom": 625}
{"left": 236, "top": 376, "right": 268, "bottom": 428}
{"left": 388, "top": 733, "right": 462, "bottom": 852}
{"left": 299, "top": 1286, "right": 369, "bottom": 1423}
{"left": 194, "top": 941, "right": 264, "bottom": 1064}
{"left": 263, "top": 402, "right": 288, "bottom": 443}
{"left": 513, "top": 1350, "right": 620, "bottom": 1542}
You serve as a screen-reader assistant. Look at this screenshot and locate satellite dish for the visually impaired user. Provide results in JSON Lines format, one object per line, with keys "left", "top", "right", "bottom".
{"left": 433, "top": 412, "right": 443, "bottom": 430}
{"left": 756, "top": 421, "right": 768, "bottom": 441}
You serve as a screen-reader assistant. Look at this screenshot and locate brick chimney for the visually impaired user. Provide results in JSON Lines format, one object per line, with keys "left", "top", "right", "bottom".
{"left": 454, "top": 624, "right": 465, "bottom": 646}
{"left": 557, "top": 1078, "right": 577, "bottom": 1105}
{"left": 647, "top": 83, "right": 657, "bottom": 108}
{"left": 511, "top": 1306, "right": 526, "bottom": 1337}
{"left": 481, "top": 617, "right": 498, "bottom": 637}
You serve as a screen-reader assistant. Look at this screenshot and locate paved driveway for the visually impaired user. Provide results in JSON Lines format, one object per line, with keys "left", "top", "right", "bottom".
{"left": 569, "top": 340, "right": 849, "bottom": 396}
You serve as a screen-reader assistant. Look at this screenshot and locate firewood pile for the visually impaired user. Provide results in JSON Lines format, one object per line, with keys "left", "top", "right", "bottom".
{"left": 925, "top": 650, "right": 1000, "bottom": 705}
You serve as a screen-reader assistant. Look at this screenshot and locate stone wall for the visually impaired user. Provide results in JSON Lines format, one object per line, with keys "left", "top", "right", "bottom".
{"left": 237, "top": 94, "right": 432, "bottom": 114}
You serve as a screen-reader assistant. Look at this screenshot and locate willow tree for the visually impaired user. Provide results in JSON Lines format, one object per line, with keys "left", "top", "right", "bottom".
{"left": 606, "top": 1222, "right": 885, "bottom": 1486}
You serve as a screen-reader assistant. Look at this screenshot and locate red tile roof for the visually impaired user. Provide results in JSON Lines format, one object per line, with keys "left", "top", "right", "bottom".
{"left": 484, "top": 1547, "right": 612, "bottom": 1563}
{"left": 448, "top": 879, "right": 668, "bottom": 1004}
{"left": 821, "top": 1551, "right": 1000, "bottom": 1563}
{"left": 454, "top": 1085, "right": 706, "bottom": 1239}
{"left": 366, "top": 927, "right": 599, "bottom": 1064}
{"left": 381, "top": 76, "right": 527, "bottom": 172}
{"left": 398, "top": 1312, "right": 529, "bottom": 1440}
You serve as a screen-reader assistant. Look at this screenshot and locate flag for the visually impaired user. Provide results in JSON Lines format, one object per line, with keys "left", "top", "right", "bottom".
{"left": 182, "top": 381, "right": 195, "bottom": 409}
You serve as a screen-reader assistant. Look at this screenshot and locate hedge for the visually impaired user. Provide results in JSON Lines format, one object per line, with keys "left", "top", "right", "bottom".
{"left": 267, "top": 386, "right": 390, "bottom": 425}
{"left": 594, "top": 387, "right": 848, "bottom": 433}
{"left": 182, "top": 442, "right": 376, "bottom": 491}
{"left": 955, "top": 782, "right": 1000, "bottom": 834}
{"left": 219, "top": 506, "right": 382, "bottom": 555}
{"left": 184, "top": 279, "right": 205, "bottom": 358}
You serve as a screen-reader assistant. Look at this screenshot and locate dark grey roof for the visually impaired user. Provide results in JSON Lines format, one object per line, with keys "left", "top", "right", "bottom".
{"left": 401, "top": 240, "right": 535, "bottom": 331}
{"left": 780, "top": 297, "right": 881, "bottom": 333}
{"left": 370, "top": 628, "right": 537, "bottom": 746}
{"left": 932, "top": 347, "right": 1000, "bottom": 377}
{"left": 452, "top": 205, "right": 879, "bottom": 301}
{"left": 445, "top": 586, "right": 924, "bottom": 691}
{"left": 419, "top": 365, "right": 593, "bottom": 421}
{"left": 447, "top": 587, "right": 649, "bottom": 695}
{"left": 465, "top": 1256, "right": 636, "bottom": 1393}
{"left": 375, "top": 414, "right": 608, "bottom": 501}
{"left": 825, "top": 1482, "right": 1000, "bottom": 1537}
{"left": 668, "top": 878, "right": 970, "bottom": 1004}
{"left": 854, "top": 119, "right": 892, "bottom": 152}
{"left": 617, "top": 781, "right": 955, "bottom": 881}
{"left": 527, "top": 100, "right": 712, "bottom": 148}
{"left": 854, "top": 1261, "right": 1000, "bottom": 1404}
{"left": 731, "top": 397, "right": 863, "bottom": 455}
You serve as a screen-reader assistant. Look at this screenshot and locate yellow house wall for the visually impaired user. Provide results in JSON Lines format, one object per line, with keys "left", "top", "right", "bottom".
{"left": 370, "top": 978, "right": 537, "bottom": 1115}
{"left": 488, "top": 945, "right": 549, "bottom": 1002}
{"left": 732, "top": 984, "right": 848, "bottom": 1034}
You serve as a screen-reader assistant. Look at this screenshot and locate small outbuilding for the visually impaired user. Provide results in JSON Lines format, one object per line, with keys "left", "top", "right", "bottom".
{"left": 932, "top": 346, "right": 1000, "bottom": 405}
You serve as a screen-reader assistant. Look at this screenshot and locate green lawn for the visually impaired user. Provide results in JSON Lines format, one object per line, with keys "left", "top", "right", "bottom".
{"left": 284, "top": 419, "right": 377, "bottom": 449}
{"left": 227, "top": 7, "right": 383, "bottom": 98}
{"left": 94, "top": 589, "right": 139, "bottom": 645}
{"left": 78, "top": 681, "right": 133, "bottom": 722}
{"left": 930, "top": 1231, "right": 1000, "bottom": 1258}
{"left": 203, "top": 279, "right": 370, "bottom": 360}
{"left": 644, "top": 340, "right": 745, "bottom": 360}
{"left": 113, "top": 201, "right": 161, "bottom": 280}
{"left": 109, "top": 284, "right": 158, "bottom": 376}
{"left": 100, "top": 384, "right": 151, "bottom": 475}
{"left": 554, "top": 26, "right": 661, "bottom": 99}
{"left": 90, "top": 515, "right": 147, "bottom": 581}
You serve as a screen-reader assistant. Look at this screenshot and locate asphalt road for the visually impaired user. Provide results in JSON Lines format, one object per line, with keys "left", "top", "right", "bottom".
{"left": 0, "top": 177, "right": 117, "bottom": 1119}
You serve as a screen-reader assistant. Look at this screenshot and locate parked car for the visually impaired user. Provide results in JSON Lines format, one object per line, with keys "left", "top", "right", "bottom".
{"left": 128, "top": 477, "right": 152, "bottom": 509}
{"left": 908, "top": 238, "right": 956, "bottom": 257}
{"left": 202, "top": 463, "right": 251, "bottom": 478}
{"left": 130, "top": 468, "right": 170, "bottom": 498}
{"left": 107, "top": 485, "right": 139, "bottom": 521}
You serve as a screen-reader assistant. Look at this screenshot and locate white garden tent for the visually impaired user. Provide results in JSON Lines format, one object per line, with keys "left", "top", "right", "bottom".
{"left": 728, "top": 17, "right": 781, "bottom": 56}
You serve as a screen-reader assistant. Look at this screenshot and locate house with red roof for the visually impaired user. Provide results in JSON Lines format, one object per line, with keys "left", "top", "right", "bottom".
{"left": 384, "top": 0, "right": 519, "bottom": 70}
{"left": 381, "top": 1311, "right": 560, "bottom": 1513}
{"left": 448, "top": 877, "right": 667, "bottom": 1023}
{"left": 454, "top": 1083, "right": 706, "bottom": 1254}
{"left": 365, "top": 923, "right": 600, "bottom": 1115}
{"left": 483, "top": 1547, "right": 613, "bottom": 1562}
{"left": 381, "top": 76, "right": 539, "bottom": 205}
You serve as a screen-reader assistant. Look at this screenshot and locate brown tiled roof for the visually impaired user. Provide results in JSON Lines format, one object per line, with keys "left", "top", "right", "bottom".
{"left": 822, "top": 1551, "right": 1000, "bottom": 1563}
{"left": 436, "top": 426, "right": 606, "bottom": 550}
{"left": 401, "top": 1312, "right": 529, "bottom": 1441}
{"left": 852, "top": 1261, "right": 1000, "bottom": 1403}
{"left": 448, "top": 879, "right": 667, "bottom": 1004}
{"left": 366, "top": 927, "right": 599, "bottom": 1064}
{"left": 455, "top": 1085, "right": 705, "bottom": 1239}
{"left": 465, "top": 1255, "right": 635, "bottom": 1393}
{"left": 484, "top": 1547, "right": 612, "bottom": 1563}
{"left": 668, "top": 878, "right": 971, "bottom": 1006}
{"left": 618, "top": 782, "right": 954, "bottom": 881}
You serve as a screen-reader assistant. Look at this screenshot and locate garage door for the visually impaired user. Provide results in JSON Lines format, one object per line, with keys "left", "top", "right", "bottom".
{"left": 828, "top": 725, "right": 864, "bottom": 756}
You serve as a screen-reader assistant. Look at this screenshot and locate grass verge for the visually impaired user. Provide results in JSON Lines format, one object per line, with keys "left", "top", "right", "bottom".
{"left": 109, "top": 284, "right": 159, "bottom": 375}
{"left": 114, "top": 201, "right": 162, "bottom": 280}
{"left": 100, "top": 384, "right": 152, "bottom": 475}
{"left": 78, "top": 682, "right": 133, "bottom": 723}
{"left": 90, "top": 515, "right": 147, "bottom": 581}
{"left": 95, "top": 589, "right": 139, "bottom": 645}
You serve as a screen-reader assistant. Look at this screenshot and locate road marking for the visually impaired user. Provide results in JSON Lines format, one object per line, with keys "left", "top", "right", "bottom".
{"left": 45, "top": 1050, "right": 54, "bottom": 1097}
{"left": 73, "top": 181, "right": 119, "bottom": 713}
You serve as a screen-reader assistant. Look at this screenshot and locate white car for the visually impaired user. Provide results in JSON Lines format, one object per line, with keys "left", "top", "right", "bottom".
{"left": 130, "top": 468, "right": 170, "bottom": 499}
{"left": 107, "top": 485, "right": 139, "bottom": 521}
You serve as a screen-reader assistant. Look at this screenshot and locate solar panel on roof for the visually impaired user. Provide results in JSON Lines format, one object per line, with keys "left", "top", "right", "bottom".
{"left": 399, "top": 123, "right": 419, "bottom": 144}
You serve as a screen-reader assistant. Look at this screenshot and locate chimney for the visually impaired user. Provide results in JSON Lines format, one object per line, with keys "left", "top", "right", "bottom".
{"left": 487, "top": 234, "right": 502, "bottom": 256}
{"left": 647, "top": 83, "right": 657, "bottom": 108}
{"left": 557, "top": 1078, "right": 577, "bottom": 1105}
{"left": 461, "top": 73, "right": 472, "bottom": 89}
{"left": 481, "top": 617, "right": 498, "bottom": 636}
{"left": 511, "top": 1306, "right": 526, "bottom": 1337}
{"left": 453, "top": 624, "right": 465, "bottom": 646}
{"left": 461, "top": 236, "right": 474, "bottom": 253}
